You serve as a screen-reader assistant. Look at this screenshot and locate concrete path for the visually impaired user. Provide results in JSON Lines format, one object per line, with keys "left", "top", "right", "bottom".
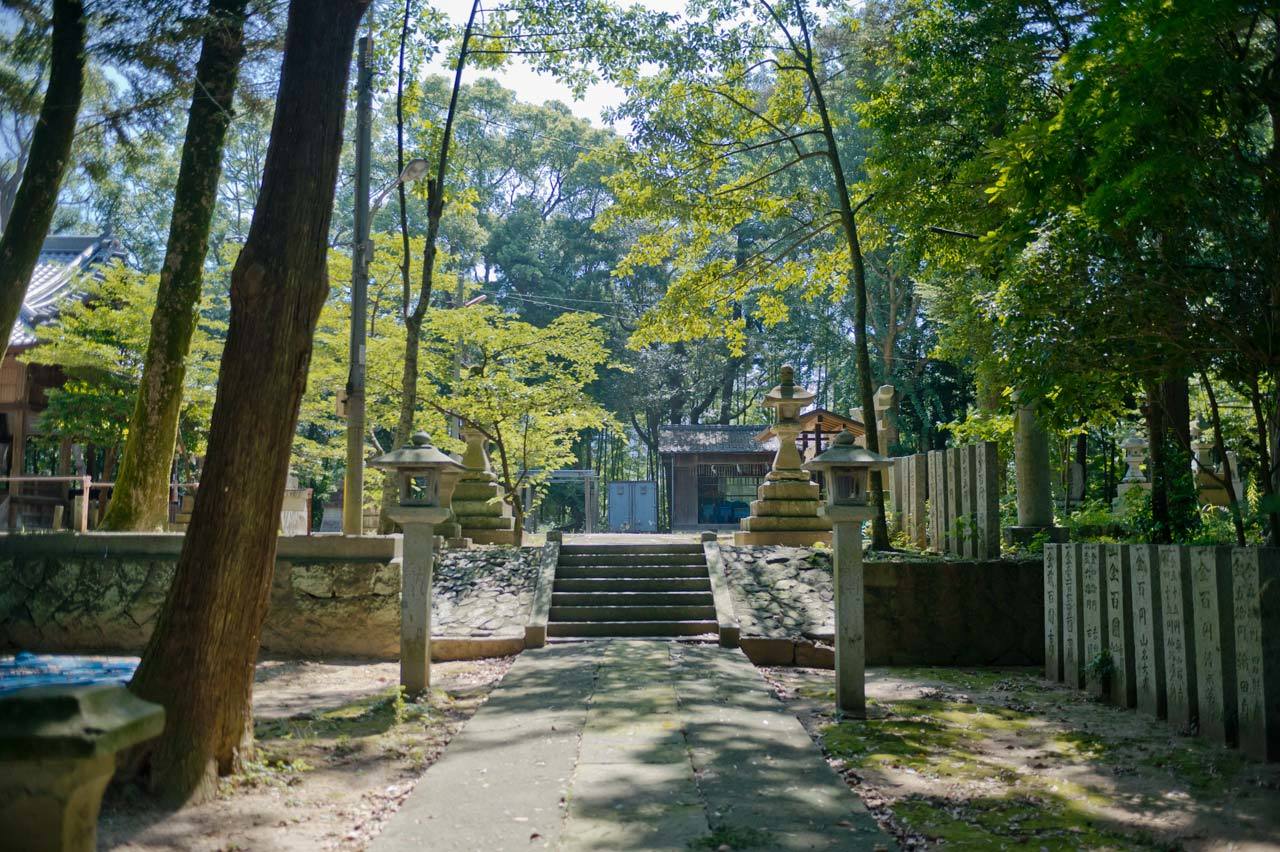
{"left": 372, "top": 641, "right": 892, "bottom": 851}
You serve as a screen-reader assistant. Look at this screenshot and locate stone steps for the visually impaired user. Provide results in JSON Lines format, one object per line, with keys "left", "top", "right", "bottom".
{"left": 548, "top": 542, "right": 718, "bottom": 640}
{"left": 551, "top": 591, "right": 713, "bottom": 607}
{"left": 546, "top": 620, "right": 717, "bottom": 638}
{"left": 555, "top": 563, "right": 708, "bottom": 579}
{"left": 553, "top": 577, "right": 711, "bottom": 592}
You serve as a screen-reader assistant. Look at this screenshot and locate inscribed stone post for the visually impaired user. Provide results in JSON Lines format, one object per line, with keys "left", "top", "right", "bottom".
{"left": 1081, "top": 543, "right": 1109, "bottom": 698}
{"left": 1044, "top": 544, "right": 1063, "bottom": 681}
{"left": 1129, "top": 544, "right": 1165, "bottom": 718}
{"left": 1191, "top": 546, "right": 1238, "bottom": 746}
{"left": 1159, "top": 545, "right": 1198, "bottom": 730}
{"left": 928, "top": 451, "right": 946, "bottom": 552}
{"left": 975, "top": 442, "right": 1000, "bottom": 558}
{"left": 961, "top": 445, "right": 978, "bottom": 558}
{"left": 1233, "top": 547, "right": 1280, "bottom": 761}
{"left": 1061, "top": 543, "right": 1085, "bottom": 689}
{"left": 945, "top": 448, "right": 961, "bottom": 556}
{"left": 910, "top": 453, "right": 929, "bottom": 549}
{"left": 1105, "top": 544, "right": 1136, "bottom": 708}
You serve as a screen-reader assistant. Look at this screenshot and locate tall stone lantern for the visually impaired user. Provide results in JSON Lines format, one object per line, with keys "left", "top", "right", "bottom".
{"left": 370, "top": 431, "right": 465, "bottom": 694}
{"left": 734, "top": 365, "right": 830, "bottom": 545}
{"left": 805, "top": 429, "right": 892, "bottom": 717}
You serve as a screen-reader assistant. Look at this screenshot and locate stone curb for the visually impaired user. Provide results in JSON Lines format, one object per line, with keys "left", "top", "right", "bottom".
{"left": 701, "top": 532, "right": 739, "bottom": 648}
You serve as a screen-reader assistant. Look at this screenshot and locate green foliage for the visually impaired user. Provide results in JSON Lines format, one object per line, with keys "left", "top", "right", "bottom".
{"left": 36, "top": 262, "right": 223, "bottom": 458}
{"left": 1084, "top": 649, "right": 1115, "bottom": 688}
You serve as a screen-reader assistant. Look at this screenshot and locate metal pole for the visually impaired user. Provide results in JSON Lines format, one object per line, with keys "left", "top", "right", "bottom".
{"left": 343, "top": 34, "right": 373, "bottom": 536}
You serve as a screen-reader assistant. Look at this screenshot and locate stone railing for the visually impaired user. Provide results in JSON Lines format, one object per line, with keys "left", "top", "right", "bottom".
{"left": 888, "top": 441, "right": 1000, "bottom": 558}
{"left": 1044, "top": 543, "right": 1278, "bottom": 762}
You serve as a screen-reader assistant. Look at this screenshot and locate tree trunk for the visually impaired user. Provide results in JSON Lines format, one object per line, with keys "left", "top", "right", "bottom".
{"left": 1246, "top": 372, "right": 1280, "bottom": 544}
{"left": 102, "top": 0, "right": 249, "bottom": 531}
{"left": 1201, "top": 373, "right": 1246, "bottom": 546}
{"left": 0, "top": 0, "right": 85, "bottom": 364}
{"left": 1143, "top": 374, "right": 1191, "bottom": 544}
{"left": 128, "top": 0, "right": 368, "bottom": 805}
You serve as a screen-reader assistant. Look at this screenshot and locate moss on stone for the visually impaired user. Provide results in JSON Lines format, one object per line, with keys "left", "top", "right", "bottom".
{"left": 893, "top": 794, "right": 1156, "bottom": 850}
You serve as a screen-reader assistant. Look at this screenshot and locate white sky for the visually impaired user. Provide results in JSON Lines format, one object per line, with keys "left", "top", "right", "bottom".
{"left": 423, "top": 0, "right": 687, "bottom": 127}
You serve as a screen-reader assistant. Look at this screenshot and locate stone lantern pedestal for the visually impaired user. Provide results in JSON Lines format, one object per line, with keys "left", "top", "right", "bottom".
{"left": 734, "top": 366, "right": 830, "bottom": 546}
{"left": 0, "top": 684, "right": 164, "bottom": 852}
{"left": 826, "top": 503, "right": 872, "bottom": 716}
{"left": 451, "top": 427, "right": 517, "bottom": 545}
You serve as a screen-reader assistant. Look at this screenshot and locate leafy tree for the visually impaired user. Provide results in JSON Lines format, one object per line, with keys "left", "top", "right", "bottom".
{"left": 128, "top": 0, "right": 370, "bottom": 803}
{"left": 0, "top": 0, "right": 86, "bottom": 364}
{"left": 426, "top": 305, "right": 614, "bottom": 542}
{"left": 103, "top": 0, "right": 251, "bottom": 530}
{"left": 600, "top": 0, "right": 893, "bottom": 546}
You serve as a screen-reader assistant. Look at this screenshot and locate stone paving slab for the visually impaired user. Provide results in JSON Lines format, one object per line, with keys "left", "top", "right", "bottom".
{"left": 372, "top": 640, "right": 893, "bottom": 851}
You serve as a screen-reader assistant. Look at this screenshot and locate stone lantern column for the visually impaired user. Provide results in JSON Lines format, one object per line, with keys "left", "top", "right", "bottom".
{"left": 734, "top": 365, "right": 830, "bottom": 546}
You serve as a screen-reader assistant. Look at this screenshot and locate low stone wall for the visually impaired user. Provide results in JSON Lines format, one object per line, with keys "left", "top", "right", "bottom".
{"left": 1045, "top": 543, "right": 1279, "bottom": 762}
{"left": 720, "top": 545, "right": 1043, "bottom": 667}
{"left": 0, "top": 533, "right": 539, "bottom": 660}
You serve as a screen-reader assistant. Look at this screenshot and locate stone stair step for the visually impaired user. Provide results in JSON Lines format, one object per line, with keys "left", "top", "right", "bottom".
{"left": 551, "top": 591, "right": 713, "bottom": 607}
{"left": 555, "top": 564, "right": 709, "bottom": 579}
{"left": 559, "top": 543, "right": 703, "bottom": 555}
{"left": 553, "top": 577, "right": 712, "bottom": 593}
{"left": 546, "top": 620, "right": 718, "bottom": 638}
{"left": 549, "top": 605, "right": 717, "bottom": 622}
{"left": 557, "top": 553, "right": 706, "bottom": 567}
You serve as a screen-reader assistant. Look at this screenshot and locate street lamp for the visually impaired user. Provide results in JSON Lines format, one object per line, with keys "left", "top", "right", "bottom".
{"left": 804, "top": 429, "right": 892, "bottom": 717}
{"left": 370, "top": 430, "right": 465, "bottom": 694}
{"left": 370, "top": 157, "right": 430, "bottom": 215}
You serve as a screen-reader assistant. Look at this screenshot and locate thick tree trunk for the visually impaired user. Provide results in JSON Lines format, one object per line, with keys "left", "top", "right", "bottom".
{"left": 1143, "top": 374, "right": 1192, "bottom": 544}
{"left": 102, "top": 0, "right": 249, "bottom": 531}
{"left": 0, "top": 0, "right": 85, "bottom": 364}
{"left": 128, "top": 0, "right": 368, "bottom": 805}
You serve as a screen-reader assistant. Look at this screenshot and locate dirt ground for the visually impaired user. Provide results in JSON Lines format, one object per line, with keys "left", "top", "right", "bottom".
{"left": 761, "top": 666, "right": 1280, "bottom": 851}
{"left": 98, "top": 656, "right": 512, "bottom": 852}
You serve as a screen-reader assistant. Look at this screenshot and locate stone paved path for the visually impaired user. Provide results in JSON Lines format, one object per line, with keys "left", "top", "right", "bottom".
{"left": 372, "top": 641, "right": 892, "bottom": 851}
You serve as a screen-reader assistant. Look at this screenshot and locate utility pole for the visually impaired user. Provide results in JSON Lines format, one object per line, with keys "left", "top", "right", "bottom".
{"left": 343, "top": 32, "right": 373, "bottom": 536}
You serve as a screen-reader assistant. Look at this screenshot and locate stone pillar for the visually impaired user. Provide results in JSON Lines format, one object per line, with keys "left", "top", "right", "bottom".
{"left": 1105, "top": 544, "right": 1136, "bottom": 707}
{"left": 975, "top": 442, "right": 1000, "bottom": 558}
{"left": 1010, "top": 395, "right": 1056, "bottom": 544}
{"left": 451, "top": 426, "right": 516, "bottom": 545}
{"left": 0, "top": 684, "right": 164, "bottom": 852}
{"left": 829, "top": 503, "right": 868, "bottom": 717}
{"left": 1159, "top": 545, "right": 1198, "bottom": 730}
{"left": 945, "top": 447, "right": 962, "bottom": 556}
{"left": 389, "top": 505, "right": 450, "bottom": 693}
{"left": 927, "top": 450, "right": 948, "bottom": 553}
{"left": 1232, "top": 547, "right": 1280, "bottom": 761}
{"left": 909, "top": 453, "right": 928, "bottom": 548}
{"left": 873, "top": 385, "right": 899, "bottom": 456}
{"left": 1081, "top": 543, "right": 1109, "bottom": 698}
{"left": 735, "top": 366, "right": 830, "bottom": 546}
{"left": 1044, "top": 544, "right": 1063, "bottom": 681}
{"left": 1191, "top": 546, "right": 1237, "bottom": 746}
{"left": 1062, "top": 543, "right": 1085, "bottom": 689}
{"left": 1129, "top": 544, "right": 1166, "bottom": 718}
{"left": 961, "top": 445, "right": 977, "bottom": 558}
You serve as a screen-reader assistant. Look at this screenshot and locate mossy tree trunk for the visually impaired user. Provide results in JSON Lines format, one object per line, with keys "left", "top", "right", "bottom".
{"left": 102, "top": 0, "right": 249, "bottom": 531}
{"left": 128, "top": 0, "right": 369, "bottom": 805}
{"left": 0, "top": 0, "right": 85, "bottom": 364}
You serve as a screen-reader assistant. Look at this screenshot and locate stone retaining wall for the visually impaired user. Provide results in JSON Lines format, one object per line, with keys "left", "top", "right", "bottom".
{"left": 720, "top": 545, "right": 1042, "bottom": 667}
{"left": 0, "top": 533, "right": 539, "bottom": 660}
{"left": 1044, "top": 543, "right": 1279, "bottom": 762}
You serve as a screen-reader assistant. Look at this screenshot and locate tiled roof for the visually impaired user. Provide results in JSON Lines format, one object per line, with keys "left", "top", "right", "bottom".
{"left": 9, "top": 234, "right": 125, "bottom": 348}
{"left": 658, "top": 424, "right": 777, "bottom": 455}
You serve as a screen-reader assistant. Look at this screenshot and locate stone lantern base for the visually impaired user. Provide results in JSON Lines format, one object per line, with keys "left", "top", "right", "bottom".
{"left": 733, "top": 478, "right": 831, "bottom": 546}
{"left": 452, "top": 478, "right": 517, "bottom": 546}
{"left": 0, "top": 684, "right": 165, "bottom": 852}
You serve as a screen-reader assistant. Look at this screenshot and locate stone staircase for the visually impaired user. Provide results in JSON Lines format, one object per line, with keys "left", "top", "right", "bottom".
{"left": 547, "top": 543, "right": 718, "bottom": 639}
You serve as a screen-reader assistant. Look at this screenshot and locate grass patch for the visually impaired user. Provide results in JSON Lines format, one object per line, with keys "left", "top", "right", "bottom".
{"left": 1142, "top": 740, "right": 1245, "bottom": 795}
{"left": 894, "top": 794, "right": 1156, "bottom": 851}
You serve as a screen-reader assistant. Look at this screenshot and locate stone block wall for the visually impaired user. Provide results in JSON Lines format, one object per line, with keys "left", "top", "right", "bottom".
{"left": 1043, "top": 543, "right": 1280, "bottom": 762}
{"left": 0, "top": 533, "right": 539, "bottom": 660}
{"left": 719, "top": 546, "right": 1042, "bottom": 667}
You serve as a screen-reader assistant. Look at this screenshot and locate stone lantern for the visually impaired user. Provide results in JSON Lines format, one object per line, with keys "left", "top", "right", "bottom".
{"left": 370, "top": 431, "right": 465, "bottom": 694}
{"left": 734, "top": 365, "right": 830, "bottom": 545}
{"left": 804, "top": 429, "right": 892, "bottom": 717}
